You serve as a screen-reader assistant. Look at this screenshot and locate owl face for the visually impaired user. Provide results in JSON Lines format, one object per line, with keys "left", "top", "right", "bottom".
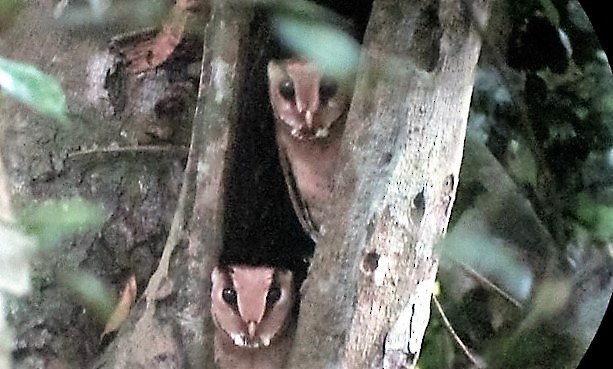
{"left": 268, "top": 59, "right": 350, "bottom": 140}
{"left": 211, "top": 266, "right": 294, "bottom": 349}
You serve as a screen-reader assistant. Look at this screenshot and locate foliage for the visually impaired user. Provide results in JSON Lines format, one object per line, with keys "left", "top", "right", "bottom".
{"left": 0, "top": 56, "right": 111, "bottom": 368}
{"left": 1, "top": 197, "right": 109, "bottom": 369}
{"left": 269, "top": 0, "right": 360, "bottom": 79}
{"left": 0, "top": 57, "right": 69, "bottom": 124}
{"left": 421, "top": 1, "right": 612, "bottom": 368}
{"left": 0, "top": 223, "right": 34, "bottom": 368}
{"left": 0, "top": 196, "right": 109, "bottom": 368}
{"left": 17, "top": 198, "right": 107, "bottom": 249}
{"left": 52, "top": 0, "right": 167, "bottom": 28}
{"left": 61, "top": 271, "right": 116, "bottom": 321}
{"left": 1, "top": 1, "right": 610, "bottom": 368}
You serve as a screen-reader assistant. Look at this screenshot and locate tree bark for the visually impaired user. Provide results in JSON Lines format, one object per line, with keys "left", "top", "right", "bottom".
{"left": 92, "top": 1, "right": 252, "bottom": 368}
{"left": 286, "top": 1, "right": 489, "bottom": 368}
{"left": 2, "top": 0, "right": 488, "bottom": 368}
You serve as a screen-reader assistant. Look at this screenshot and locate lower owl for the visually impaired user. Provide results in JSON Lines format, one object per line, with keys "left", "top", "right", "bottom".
{"left": 268, "top": 58, "right": 352, "bottom": 241}
{"left": 211, "top": 266, "right": 295, "bottom": 369}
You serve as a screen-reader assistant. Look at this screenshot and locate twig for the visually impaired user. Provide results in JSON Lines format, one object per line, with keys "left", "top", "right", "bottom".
{"left": 458, "top": 262, "right": 524, "bottom": 309}
{"left": 433, "top": 295, "right": 487, "bottom": 369}
{"left": 66, "top": 144, "right": 188, "bottom": 159}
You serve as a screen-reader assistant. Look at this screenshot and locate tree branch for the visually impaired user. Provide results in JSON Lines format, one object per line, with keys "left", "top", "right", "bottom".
{"left": 287, "top": 1, "right": 490, "bottom": 368}
{"left": 90, "top": 1, "right": 252, "bottom": 368}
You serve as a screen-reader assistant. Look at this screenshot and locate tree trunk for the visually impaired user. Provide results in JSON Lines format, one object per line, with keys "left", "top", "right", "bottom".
{"left": 2, "top": 0, "right": 488, "bottom": 368}
{"left": 286, "top": 1, "right": 489, "bottom": 368}
{"left": 93, "top": 1, "right": 252, "bottom": 368}
{"left": 1, "top": 1, "right": 250, "bottom": 368}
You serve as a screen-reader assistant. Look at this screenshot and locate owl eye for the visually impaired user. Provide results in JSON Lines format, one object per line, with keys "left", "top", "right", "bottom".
{"left": 319, "top": 78, "right": 338, "bottom": 104}
{"left": 266, "top": 286, "right": 282, "bottom": 307}
{"left": 222, "top": 288, "right": 238, "bottom": 308}
{"left": 279, "top": 79, "right": 295, "bottom": 101}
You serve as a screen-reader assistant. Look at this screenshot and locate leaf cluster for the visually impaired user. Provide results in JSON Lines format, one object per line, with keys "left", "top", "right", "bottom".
{"left": 421, "top": 1, "right": 612, "bottom": 368}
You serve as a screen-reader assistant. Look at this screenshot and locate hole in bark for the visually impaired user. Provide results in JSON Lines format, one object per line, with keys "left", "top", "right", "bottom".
{"left": 412, "top": 188, "right": 425, "bottom": 224}
{"left": 103, "top": 61, "right": 127, "bottom": 114}
{"left": 361, "top": 251, "right": 380, "bottom": 274}
{"left": 381, "top": 152, "right": 393, "bottom": 165}
{"left": 443, "top": 174, "right": 454, "bottom": 191}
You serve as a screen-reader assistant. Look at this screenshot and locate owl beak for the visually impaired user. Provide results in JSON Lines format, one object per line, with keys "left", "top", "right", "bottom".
{"left": 304, "top": 110, "right": 313, "bottom": 128}
{"left": 247, "top": 321, "right": 257, "bottom": 338}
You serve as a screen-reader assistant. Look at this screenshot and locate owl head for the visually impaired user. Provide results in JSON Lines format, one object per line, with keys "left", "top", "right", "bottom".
{"left": 268, "top": 58, "right": 350, "bottom": 140}
{"left": 211, "top": 266, "right": 294, "bottom": 349}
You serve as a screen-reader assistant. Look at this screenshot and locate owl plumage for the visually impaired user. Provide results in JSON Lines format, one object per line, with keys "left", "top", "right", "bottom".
{"left": 211, "top": 266, "right": 295, "bottom": 369}
{"left": 267, "top": 59, "right": 351, "bottom": 241}
{"left": 267, "top": 59, "right": 350, "bottom": 140}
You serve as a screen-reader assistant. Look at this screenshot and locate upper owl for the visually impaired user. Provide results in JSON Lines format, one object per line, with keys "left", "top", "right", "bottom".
{"left": 267, "top": 59, "right": 351, "bottom": 140}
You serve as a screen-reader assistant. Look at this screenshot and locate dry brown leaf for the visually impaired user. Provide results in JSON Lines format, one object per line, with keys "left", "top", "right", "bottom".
{"left": 100, "top": 274, "right": 137, "bottom": 340}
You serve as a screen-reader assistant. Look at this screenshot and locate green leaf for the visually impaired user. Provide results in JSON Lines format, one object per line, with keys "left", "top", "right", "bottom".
{"left": 575, "top": 193, "right": 613, "bottom": 241}
{"left": 272, "top": 14, "right": 359, "bottom": 80}
{"left": 440, "top": 208, "right": 533, "bottom": 301}
{"left": 0, "top": 57, "right": 69, "bottom": 124}
{"left": 418, "top": 313, "right": 454, "bottom": 369}
{"left": 491, "top": 326, "right": 578, "bottom": 369}
{"left": 523, "top": 278, "right": 571, "bottom": 328}
{"left": 0, "top": 223, "right": 35, "bottom": 296}
{"left": 62, "top": 271, "right": 115, "bottom": 321}
{"left": 17, "top": 198, "right": 107, "bottom": 248}
{"left": 506, "top": 139, "right": 537, "bottom": 188}
{"left": 538, "top": 0, "right": 560, "bottom": 26}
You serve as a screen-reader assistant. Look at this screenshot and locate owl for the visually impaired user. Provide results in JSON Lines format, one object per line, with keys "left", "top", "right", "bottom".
{"left": 267, "top": 58, "right": 352, "bottom": 241}
{"left": 211, "top": 266, "right": 295, "bottom": 369}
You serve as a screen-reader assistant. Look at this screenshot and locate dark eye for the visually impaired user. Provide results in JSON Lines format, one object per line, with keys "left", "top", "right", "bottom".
{"left": 279, "top": 79, "right": 295, "bottom": 101}
{"left": 222, "top": 288, "right": 238, "bottom": 308}
{"left": 319, "top": 78, "right": 338, "bottom": 103}
{"left": 266, "top": 286, "right": 282, "bottom": 306}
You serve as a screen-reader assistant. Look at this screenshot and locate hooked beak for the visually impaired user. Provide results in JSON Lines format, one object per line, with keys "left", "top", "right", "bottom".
{"left": 247, "top": 321, "right": 257, "bottom": 338}
{"left": 304, "top": 110, "right": 313, "bottom": 128}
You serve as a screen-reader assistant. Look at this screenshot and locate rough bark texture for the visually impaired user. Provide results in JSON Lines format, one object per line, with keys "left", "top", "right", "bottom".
{"left": 92, "top": 1, "right": 252, "bottom": 368}
{"left": 3, "top": 0, "right": 488, "bottom": 368}
{"left": 0, "top": 0, "right": 249, "bottom": 368}
{"left": 286, "top": 1, "right": 489, "bottom": 368}
{"left": 2, "top": 2, "right": 191, "bottom": 368}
